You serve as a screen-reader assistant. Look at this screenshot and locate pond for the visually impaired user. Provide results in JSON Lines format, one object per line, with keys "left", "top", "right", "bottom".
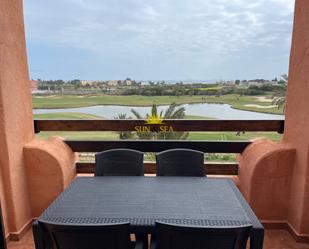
{"left": 33, "top": 103, "right": 284, "bottom": 120}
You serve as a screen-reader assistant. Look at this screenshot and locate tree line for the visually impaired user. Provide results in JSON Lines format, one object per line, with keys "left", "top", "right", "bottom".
{"left": 35, "top": 79, "right": 286, "bottom": 97}
{"left": 118, "top": 84, "right": 286, "bottom": 97}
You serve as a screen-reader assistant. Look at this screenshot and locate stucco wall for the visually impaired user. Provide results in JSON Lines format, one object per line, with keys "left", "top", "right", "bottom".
{"left": 0, "top": 0, "right": 33, "bottom": 235}
{"left": 238, "top": 139, "right": 295, "bottom": 220}
{"left": 24, "top": 137, "right": 77, "bottom": 217}
{"left": 237, "top": 0, "right": 309, "bottom": 239}
{"left": 283, "top": 0, "right": 309, "bottom": 234}
{"left": 0, "top": 0, "right": 77, "bottom": 240}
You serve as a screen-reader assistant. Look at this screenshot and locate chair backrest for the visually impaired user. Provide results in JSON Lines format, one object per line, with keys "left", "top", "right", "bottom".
{"left": 0, "top": 204, "right": 6, "bottom": 249}
{"left": 155, "top": 222, "right": 252, "bottom": 249}
{"left": 155, "top": 149, "right": 205, "bottom": 176}
{"left": 95, "top": 148, "right": 144, "bottom": 176}
{"left": 38, "top": 221, "right": 132, "bottom": 249}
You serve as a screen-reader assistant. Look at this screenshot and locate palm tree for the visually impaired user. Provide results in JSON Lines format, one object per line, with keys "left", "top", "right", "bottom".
{"left": 114, "top": 113, "right": 134, "bottom": 139}
{"left": 272, "top": 92, "right": 286, "bottom": 113}
{"left": 272, "top": 74, "right": 288, "bottom": 113}
{"left": 131, "top": 103, "right": 189, "bottom": 140}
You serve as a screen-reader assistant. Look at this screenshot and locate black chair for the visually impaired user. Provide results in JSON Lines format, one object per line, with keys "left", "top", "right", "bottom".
{"left": 0, "top": 204, "right": 6, "bottom": 249}
{"left": 95, "top": 149, "right": 144, "bottom": 176}
{"left": 36, "top": 221, "right": 143, "bottom": 249}
{"left": 151, "top": 222, "right": 252, "bottom": 249}
{"left": 155, "top": 149, "right": 205, "bottom": 176}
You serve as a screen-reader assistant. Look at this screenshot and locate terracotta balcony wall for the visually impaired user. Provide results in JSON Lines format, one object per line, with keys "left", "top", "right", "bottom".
{"left": 237, "top": 0, "right": 309, "bottom": 242}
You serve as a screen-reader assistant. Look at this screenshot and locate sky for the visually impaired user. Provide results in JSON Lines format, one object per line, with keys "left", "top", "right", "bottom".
{"left": 24, "top": 0, "right": 295, "bottom": 81}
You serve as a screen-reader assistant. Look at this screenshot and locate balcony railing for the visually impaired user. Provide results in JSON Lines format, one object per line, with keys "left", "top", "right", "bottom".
{"left": 34, "top": 119, "right": 284, "bottom": 176}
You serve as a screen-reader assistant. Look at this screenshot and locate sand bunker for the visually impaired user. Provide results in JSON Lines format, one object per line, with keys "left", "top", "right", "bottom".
{"left": 256, "top": 96, "right": 272, "bottom": 102}
{"left": 245, "top": 104, "right": 277, "bottom": 109}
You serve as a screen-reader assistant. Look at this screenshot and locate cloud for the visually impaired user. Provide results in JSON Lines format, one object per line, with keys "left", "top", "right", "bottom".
{"left": 24, "top": 0, "right": 295, "bottom": 80}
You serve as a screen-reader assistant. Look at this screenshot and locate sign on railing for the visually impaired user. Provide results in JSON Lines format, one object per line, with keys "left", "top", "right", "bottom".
{"left": 34, "top": 119, "right": 285, "bottom": 133}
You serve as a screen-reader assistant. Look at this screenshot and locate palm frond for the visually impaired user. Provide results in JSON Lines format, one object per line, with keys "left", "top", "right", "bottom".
{"left": 114, "top": 113, "right": 131, "bottom": 120}
{"left": 170, "top": 107, "right": 186, "bottom": 119}
{"left": 131, "top": 108, "right": 143, "bottom": 119}
{"left": 126, "top": 103, "right": 189, "bottom": 140}
{"left": 114, "top": 113, "right": 133, "bottom": 139}
{"left": 164, "top": 102, "right": 177, "bottom": 118}
{"left": 272, "top": 96, "right": 286, "bottom": 110}
{"left": 151, "top": 104, "right": 158, "bottom": 117}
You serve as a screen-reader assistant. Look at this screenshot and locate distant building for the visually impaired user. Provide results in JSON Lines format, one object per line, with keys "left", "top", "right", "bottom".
{"left": 248, "top": 81, "right": 260, "bottom": 86}
{"left": 271, "top": 80, "right": 281, "bottom": 85}
{"left": 239, "top": 82, "right": 247, "bottom": 86}
{"left": 225, "top": 80, "right": 236, "bottom": 86}
{"left": 80, "top": 80, "right": 100, "bottom": 87}
{"left": 217, "top": 80, "right": 235, "bottom": 86}
{"left": 107, "top": 80, "right": 118, "bottom": 86}
{"left": 124, "top": 79, "right": 132, "bottom": 86}
{"left": 238, "top": 79, "right": 280, "bottom": 86}
{"left": 107, "top": 79, "right": 133, "bottom": 86}
{"left": 141, "top": 81, "right": 150, "bottom": 86}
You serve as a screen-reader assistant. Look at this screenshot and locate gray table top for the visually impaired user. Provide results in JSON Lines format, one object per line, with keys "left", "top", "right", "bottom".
{"left": 39, "top": 177, "right": 262, "bottom": 230}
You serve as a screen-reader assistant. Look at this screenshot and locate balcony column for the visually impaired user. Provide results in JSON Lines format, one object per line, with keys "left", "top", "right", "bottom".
{"left": 0, "top": 0, "right": 77, "bottom": 241}
{"left": 237, "top": 0, "right": 309, "bottom": 241}
{"left": 283, "top": 0, "right": 309, "bottom": 236}
{"left": 0, "top": 0, "right": 34, "bottom": 239}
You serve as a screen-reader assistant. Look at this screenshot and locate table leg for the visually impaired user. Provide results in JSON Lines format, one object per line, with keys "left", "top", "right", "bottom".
{"left": 136, "top": 232, "right": 148, "bottom": 249}
{"left": 32, "top": 221, "right": 44, "bottom": 249}
{"left": 250, "top": 228, "right": 264, "bottom": 249}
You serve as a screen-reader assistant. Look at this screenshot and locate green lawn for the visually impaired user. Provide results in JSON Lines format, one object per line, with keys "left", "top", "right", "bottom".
{"left": 184, "top": 115, "right": 213, "bottom": 119}
{"left": 188, "top": 131, "right": 282, "bottom": 141}
{"left": 34, "top": 112, "right": 103, "bottom": 120}
{"left": 32, "top": 95, "right": 211, "bottom": 108}
{"left": 36, "top": 130, "right": 282, "bottom": 142}
{"left": 32, "top": 94, "right": 284, "bottom": 114}
{"left": 36, "top": 131, "right": 119, "bottom": 140}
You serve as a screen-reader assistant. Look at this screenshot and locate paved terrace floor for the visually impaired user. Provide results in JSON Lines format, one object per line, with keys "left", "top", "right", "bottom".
{"left": 7, "top": 228, "right": 309, "bottom": 249}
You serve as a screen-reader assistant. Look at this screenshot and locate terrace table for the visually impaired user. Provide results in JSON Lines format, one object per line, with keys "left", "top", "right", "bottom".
{"left": 33, "top": 177, "right": 264, "bottom": 249}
